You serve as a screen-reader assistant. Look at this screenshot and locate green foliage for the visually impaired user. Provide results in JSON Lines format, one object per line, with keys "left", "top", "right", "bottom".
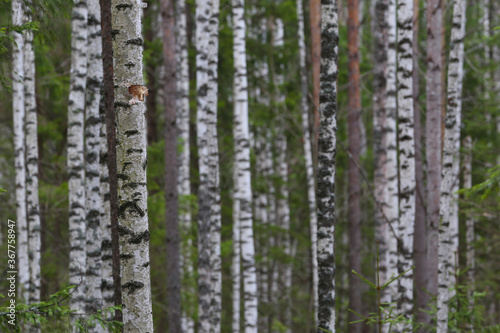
{"left": 458, "top": 165, "right": 500, "bottom": 201}
{"left": 0, "top": 286, "right": 122, "bottom": 333}
{"left": 349, "top": 243, "right": 415, "bottom": 332}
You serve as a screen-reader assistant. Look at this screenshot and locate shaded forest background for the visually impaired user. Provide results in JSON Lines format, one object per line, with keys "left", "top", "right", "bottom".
{"left": 0, "top": 0, "right": 500, "bottom": 331}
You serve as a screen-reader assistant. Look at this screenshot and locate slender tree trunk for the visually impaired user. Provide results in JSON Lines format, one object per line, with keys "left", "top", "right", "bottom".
{"left": 175, "top": 0, "right": 195, "bottom": 331}
{"left": 310, "top": 0, "right": 320, "bottom": 166}
{"left": 396, "top": 0, "right": 415, "bottom": 326}
{"left": 424, "top": 0, "right": 444, "bottom": 322}
{"left": 413, "top": 0, "right": 427, "bottom": 322}
{"left": 100, "top": 105, "right": 114, "bottom": 311}
{"left": 24, "top": 1, "right": 41, "bottom": 311}
{"left": 463, "top": 136, "right": 474, "bottom": 325}
{"left": 100, "top": 0, "right": 122, "bottom": 322}
{"left": 233, "top": 1, "right": 258, "bottom": 332}
{"left": 347, "top": 1, "right": 362, "bottom": 331}
{"left": 232, "top": 180, "right": 241, "bottom": 333}
{"left": 372, "top": 0, "right": 390, "bottom": 316}
{"left": 12, "top": 0, "right": 29, "bottom": 304}
{"left": 297, "top": 0, "right": 319, "bottom": 324}
{"left": 160, "top": 0, "right": 182, "bottom": 331}
{"left": 85, "top": 2, "right": 103, "bottom": 327}
{"left": 68, "top": 0, "right": 88, "bottom": 318}
{"left": 317, "top": 0, "right": 339, "bottom": 331}
{"left": 385, "top": 0, "right": 399, "bottom": 314}
{"left": 111, "top": 0, "right": 154, "bottom": 330}
{"left": 436, "top": 0, "right": 465, "bottom": 330}
{"left": 195, "top": 0, "right": 222, "bottom": 331}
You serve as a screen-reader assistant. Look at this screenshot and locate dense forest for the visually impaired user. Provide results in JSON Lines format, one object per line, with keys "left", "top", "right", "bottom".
{"left": 0, "top": 0, "right": 499, "bottom": 332}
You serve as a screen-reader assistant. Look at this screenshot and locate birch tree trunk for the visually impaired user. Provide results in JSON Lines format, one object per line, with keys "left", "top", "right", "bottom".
{"left": 396, "top": 0, "right": 415, "bottom": 326}
{"left": 424, "top": 0, "right": 444, "bottom": 321}
{"left": 195, "top": 0, "right": 222, "bottom": 330}
{"left": 161, "top": 0, "right": 182, "bottom": 331}
{"left": 347, "top": 0, "right": 362, "bottom": 330}
{"left": 85, "top": 1, "right": 103, "bottom": 324}
{"left": 317, "top": 0, "right": 339, "bottom": 331}
{"left": 372, "top": 0, "right": 390, "bottom": 315}
{"left": 24, "top": 2, "right": 41, "bottom": 310}
{"left": 175, "top": 0, "right": 195, "bottom": 331}
{"left": 310, "top": 0, "right": 320, "bottom": 165}
{"left": 232, "top": 179, "right": 241, "bottom": 333}
{"left": 12, "top": 0, "right": 29, "bottom": 304}
{"left": 297, "top": 0, "right": 319, "bottom": 323}
{"left": 233, "top": 0, "right": 258, "bottom": 332}
{"left": 111, "top": 1, "right": 154, "bottom": 331}
{"left": 68, "top": 0, "right": 88, "bottom": 317}
{"left": 385, "top": 0, "right": 399, "bottom": 312}
{"left": 437, "top": 0, "right": 466, "bottom": 330}
{"left": 100, "top": 0, "right": 122, "bottom": 320}
{"left": 100, "top": 110, "right": 114, "bottom": 310}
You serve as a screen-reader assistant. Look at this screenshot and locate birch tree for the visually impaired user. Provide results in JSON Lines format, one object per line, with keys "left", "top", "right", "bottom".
{"left": 297, "top": 0, "right": 319, "bottom": 322}
{"left": 317, "top": 0, "right": 339, "bottom": 331}
{"left": 233, "top": 0, "right": 258, "bottom": 331}
{"left": 111, "top": 0, "right": 154, "bottom": 330}
{"left": 175, "top": 0, "right": 195, "bottom": 331}
{"left": 24, "top": 0, "right": 41, "bottom": 310}
{"left": 463, "top": 136, "right": 475, "bottom": 314}
{"left": 161, "top": 0, "right": 182, "bottom": 331}
{"left": 68, "top": 0, "right": 88, "bottom": 316}
{"left": 12, "top": 0, "right": 29, "bottom": 304}
{"left": 437, "top": 0, "right": 466, "bottom": 329}
{"left": 195, "top": 0, "right": 222, "bottom": 330}
{"left": 85, "top": 0, "right": 103, "bottom": 322}
{"left": 396, "top": 0, "right": 415, "bottom": 325}
{"left": 424, "top": 0, "right": 444, "bottom": 321}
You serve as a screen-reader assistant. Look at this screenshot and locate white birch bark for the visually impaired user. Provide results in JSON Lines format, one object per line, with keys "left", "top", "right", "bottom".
{"left": 175, "top": 0, "right": 195, "bottom": 331}
{"left": 207, "top": 2, "right": 222, "bottom": 330}
{"left": 68, "top": 0, "right": 88, "bottom": 317}
{"left": 384, "top": 0, "right": 399, "bottom": 314}
{"left": 317, "top": 0, "right": 339, "bottom": 331}
{"left": 396, "top": 0, "right": 415, "bottom": 327}
{"left": 232, "top": 181, "right": 241, "bottom": 333}
{"left": 111, "top": 1, "right": 154, "bottom": 331}
{"left": 297, "top": 0, "right": 319, "bottom": 322}
{"left": 100, "top": 114, "right": 114, "bottom": 310}
{"left": 232, "top": 1, "right": 258, "bottom": 332}
{"left": 12, "top": 0, "right": 29, "bottom": 304}
{"left": 85, "top": 0, "right": 103, "bottom": 325}
{"left": 437, "top": 0, "right": 466, "bottom": 330}
{"left": 24, "top": 0, "right": 41, "bottom": 309}
{"left": 195, "top": 0, "right": 222, "bottom": 331}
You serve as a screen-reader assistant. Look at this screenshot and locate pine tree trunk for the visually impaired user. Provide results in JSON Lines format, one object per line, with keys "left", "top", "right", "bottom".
{"left": 436, "top": 0, "right": 465, "bottom": 330}
{"left": 233, "top": 1, "right": 258, "bottom": 332}
{"left": 111, "top": 1, "right": 154, "bottom": 331}
{"left": 396, "top": 0, "right": 415, "bottom": 326}
{"left": 297, "top": 0, "right": 319, "bottom": 323}
{"left": 85, "top": 1, "right": 103, "bottom": 326}
{"left": 68, "top": 0, "right": 88, "bottom": 317}
{"left": 175, "top": 0, "right": 195, "bottom": 331}
{"left": 317, "top": 0, "right": 339, "bottom": 331}
{"left": 161, "top": 0, "right": 182, "bottom": 331}
{"left": 424, "top": 0, "right": 444, "bottom": 322}
{"left": 463, "top": 136, "right": 474, "bottom": 323}
{"left": 12, "top": 0, "right": 29, "bottom": 304}
{"left": 347, "top": 0, "right": 362, "bottom": 330}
